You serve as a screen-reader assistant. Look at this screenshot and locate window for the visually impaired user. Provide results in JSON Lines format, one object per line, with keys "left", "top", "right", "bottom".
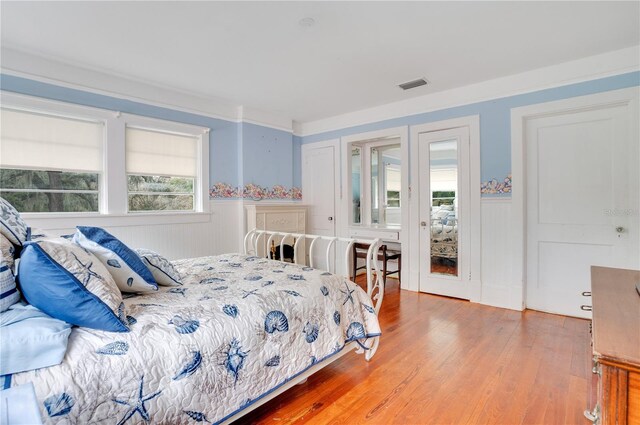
{"left": 125, "top": 127, "right": 198, "bottom": 212}
{"left": 0, "top": 92, "right": 209, "bottom": 218}
{"left": 350, "top": 138, "right": 402, "bottom": 228}
{"left": 0, "top": 106, "right": 104, "bottom": 213}
{"left": 432, "top": 190, "right": 456, "bottom": 206}
{"left": 386, "top": 166, "right": 401, "bottom": 208}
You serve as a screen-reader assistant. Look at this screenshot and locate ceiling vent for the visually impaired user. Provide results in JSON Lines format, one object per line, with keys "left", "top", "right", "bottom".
{"left": 398, "top": 78, "right": 428, "bottom": 90}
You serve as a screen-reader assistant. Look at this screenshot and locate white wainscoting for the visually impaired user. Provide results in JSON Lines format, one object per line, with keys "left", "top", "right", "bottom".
{"left": 480, "top": 198, "right": 523, "bottom": 310}
{"left": 26, "top": 200, "right": 243, "bottom": 260}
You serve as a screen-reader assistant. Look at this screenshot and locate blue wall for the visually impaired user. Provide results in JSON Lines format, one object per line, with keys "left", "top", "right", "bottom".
{"left": 0, "top": 74, "right": 300, "bottom": 199}
{"left": 240, "top": 123, "right": 293, "bottom": 189}
{"left": 300, "top": 71, "right": 640, "bottom": 196}
{"left": 2, "top": 71, "right": 638, "bottom": 200}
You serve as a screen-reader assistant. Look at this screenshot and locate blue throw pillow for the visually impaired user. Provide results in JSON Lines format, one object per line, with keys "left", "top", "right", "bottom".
{"left": 134, "top": 248, "right": 182, "bottom": 286}
{"left": 0, "top": 302, "right": 72, "bottom": 375}
{"left": 0, "top": 197, "right": 28, "bottom": 247}
{"left": 73, "top": 227, "right": 158, "bottom": 293}
{"left": 0, "top": 264, "right": 20, "bottom": 312}
{"left": 18, "top": 238, "right": 129, "bottom": 332}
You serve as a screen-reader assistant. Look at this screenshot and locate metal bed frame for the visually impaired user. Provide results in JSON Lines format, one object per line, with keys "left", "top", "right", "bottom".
{"left": 220, "top": 230, "right": 384, "bottom": 424}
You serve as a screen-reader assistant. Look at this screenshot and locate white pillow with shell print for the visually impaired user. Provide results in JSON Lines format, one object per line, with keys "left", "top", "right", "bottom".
{"left": 0, "top": 197, "right": 28, "bottom": 247}
{"left": 0, "top": 234, "right": 16, "bottom": 273}
{"left": 73, "top": 226, "right": 158, "bottom": 293}
{"left": 134, "top": 248, "right": 182, "bottom": 286}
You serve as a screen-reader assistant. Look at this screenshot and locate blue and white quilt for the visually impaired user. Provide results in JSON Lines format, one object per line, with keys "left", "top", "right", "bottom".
{"left": 10, "top": 253, "right": 381, "bottom": 424}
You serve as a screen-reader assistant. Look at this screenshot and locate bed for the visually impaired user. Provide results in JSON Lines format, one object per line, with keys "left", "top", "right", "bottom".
{"left": 430, "top": 205, "right": 458, "bottom": 260}
{"left": 6, "top": 230, "right": 383, "bottom": 425}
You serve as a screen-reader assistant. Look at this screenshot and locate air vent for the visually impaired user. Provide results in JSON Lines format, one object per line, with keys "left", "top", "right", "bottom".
{"left": 398, "top": 78, "right": 428, "bottom": 90}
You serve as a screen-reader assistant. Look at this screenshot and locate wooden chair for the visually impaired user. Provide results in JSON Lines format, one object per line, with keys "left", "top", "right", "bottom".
{"left": 352, "top": 242, "right": 401, "bottom": 286}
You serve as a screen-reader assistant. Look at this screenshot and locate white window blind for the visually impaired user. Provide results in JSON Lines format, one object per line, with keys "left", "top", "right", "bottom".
{"left": 0, "top": 107, "right": 103, "bottom": 172}
{"left": 430, "top": 168, "right": 458, "bottom": 192}
{"left": 125, "top": 127, "right": 198, "bottom": 178}
{"left": 386, "top": 166, "right": 401, "bottom": 192}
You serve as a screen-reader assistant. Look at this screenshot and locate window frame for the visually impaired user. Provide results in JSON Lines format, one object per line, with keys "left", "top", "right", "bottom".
{"left": 349, "top": 137, "right": 402, "bottom": 228}
{"left": 122, "top": 114, "right": 208, "bottom": 215}
{"left": 1, "top": 92, "right": 210, "bottom": 226}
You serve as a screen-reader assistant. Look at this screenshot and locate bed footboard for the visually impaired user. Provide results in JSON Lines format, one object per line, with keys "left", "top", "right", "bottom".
{"left": 244, "top": 229, "right": 384, "bottom": 348}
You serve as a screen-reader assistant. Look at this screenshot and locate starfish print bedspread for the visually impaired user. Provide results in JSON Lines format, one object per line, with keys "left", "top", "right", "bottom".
{"left": 10, "top": 253, "right": 381, "bottom": 424}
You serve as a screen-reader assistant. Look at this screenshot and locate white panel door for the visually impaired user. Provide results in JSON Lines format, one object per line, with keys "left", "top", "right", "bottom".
{"left": 526, "top": 104, "right": 639, "bottom": 318}
{"left": 302, "top": 143, "right": 337, "bottom": 268}
{"left": 418, "top": 127, "right": 471, "bottom": 299}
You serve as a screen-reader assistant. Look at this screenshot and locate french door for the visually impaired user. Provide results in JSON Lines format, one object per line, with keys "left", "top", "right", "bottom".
{"left": 418, "top": 127, "right": 471, "bottom": 299}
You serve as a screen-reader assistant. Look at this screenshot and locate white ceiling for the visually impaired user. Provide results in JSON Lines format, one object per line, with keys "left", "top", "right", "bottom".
{"left": 1, "top": 1, "right": 639, "bottom": 123}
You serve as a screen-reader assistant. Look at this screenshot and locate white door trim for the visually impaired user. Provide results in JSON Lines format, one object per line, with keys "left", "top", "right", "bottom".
{"left": 511, "top": 86, "right": 640, "bottom": 310}
{"left": 301, "top": 139, "right": 341, "bottom": 236}
{"left": 409, "top": 115, "right": 481, "bottom": 299}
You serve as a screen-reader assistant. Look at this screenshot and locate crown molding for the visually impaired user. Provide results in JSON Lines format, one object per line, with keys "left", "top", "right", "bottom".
{"left": 0, "top": 47, "right": 294, "bottom": 133}
{"left": 297, "top": 45, "right": 640, "bottom": 137}
{"left": 237, "top": 105, "right": 293, "bottom": 133}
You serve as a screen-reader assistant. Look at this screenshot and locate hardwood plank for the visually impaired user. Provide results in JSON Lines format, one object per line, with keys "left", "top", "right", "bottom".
{"left": 234, "top": 279, "right": 590, "bottom": 425}
{"left": 629, "top": 371, "right": 640, "bottom": 425}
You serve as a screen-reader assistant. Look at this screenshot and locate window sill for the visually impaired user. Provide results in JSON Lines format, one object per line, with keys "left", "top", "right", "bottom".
{"left": 22, "top": 211, "right": 211, "bottom": 230}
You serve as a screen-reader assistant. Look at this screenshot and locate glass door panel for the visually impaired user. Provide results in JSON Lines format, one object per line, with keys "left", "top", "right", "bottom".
{"left": 429, "top": 140, "right": 458, "bottom": 276}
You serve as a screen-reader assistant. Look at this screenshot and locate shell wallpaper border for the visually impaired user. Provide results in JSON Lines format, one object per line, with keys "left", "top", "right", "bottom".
{"left": 480, "top": 174, "right": 512, "bottom": 195}
{"left": 211, "top": 174, "right": 511, "bottom": 199}
{"left": 210, "top": 183, "right": 302, "bottom": 200}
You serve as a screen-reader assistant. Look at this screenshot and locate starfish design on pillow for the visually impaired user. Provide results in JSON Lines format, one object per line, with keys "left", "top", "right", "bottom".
{"left": 71, "top": 252, "right": 104, "bottom": 286}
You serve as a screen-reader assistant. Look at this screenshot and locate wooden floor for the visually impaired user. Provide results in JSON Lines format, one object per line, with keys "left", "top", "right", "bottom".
{"left": 234, "top": 279, "right": 591, "bottom": 425}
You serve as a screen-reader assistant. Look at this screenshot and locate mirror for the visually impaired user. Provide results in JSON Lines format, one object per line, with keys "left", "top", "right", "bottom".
{"left": 351, "top": 146, "right": 361, "bottom": 224}
{"left": 429, "top": 140, "right": 458, "bottom": 276}
{"left": 370, "top": 144, "right": 401, "bottom": 226}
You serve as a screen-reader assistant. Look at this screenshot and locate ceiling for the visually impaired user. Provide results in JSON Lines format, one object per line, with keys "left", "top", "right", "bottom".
{"left": 1, "top": 1, "right": 639, "bottom": 123}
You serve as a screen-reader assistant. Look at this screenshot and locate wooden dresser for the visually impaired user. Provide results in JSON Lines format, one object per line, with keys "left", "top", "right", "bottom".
{"left": 586, "top": 266, "right": 640, "bottom": 425}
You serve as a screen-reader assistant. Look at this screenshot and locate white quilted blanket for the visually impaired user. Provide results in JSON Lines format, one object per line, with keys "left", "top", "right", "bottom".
{"left": 11, "top": 254, "right": 381, "bottom": 424}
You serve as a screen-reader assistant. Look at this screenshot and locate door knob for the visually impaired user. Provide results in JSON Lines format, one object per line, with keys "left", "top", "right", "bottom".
{"left": 420, "top": 221, "right": 427, "bottom": 227}
{"left": 328, "top": 217, "right": 333, "bottom": 221}
{"left": 615, "top": 226, "right": 625, "bottom": 233}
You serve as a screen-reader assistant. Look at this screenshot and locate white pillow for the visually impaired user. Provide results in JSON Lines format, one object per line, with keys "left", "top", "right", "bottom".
{"left": 73, "top": 227, "right": 158, "bottom": 293}
{"left": 134, "top": 248, "right": 182, "bottom": 286}
{"left": 0, "top": 197, "right": 28, "bottom": 247}
{"left": 0, "top": 234, "right": 16, "bottom": 273}
{"left": 0, "top": 263, "right": 20, "bottom": 312}
{"left": 434, "top": 209, "right": 450, "bottom": 220}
